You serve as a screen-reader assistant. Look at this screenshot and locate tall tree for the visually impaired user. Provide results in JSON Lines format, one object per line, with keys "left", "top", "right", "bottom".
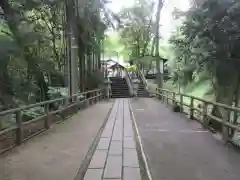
{"left": 118, "top": 0, "right": 154, "bottom": 64}
{"left": 155, "top": 0, "right": 164, "bottom": 88}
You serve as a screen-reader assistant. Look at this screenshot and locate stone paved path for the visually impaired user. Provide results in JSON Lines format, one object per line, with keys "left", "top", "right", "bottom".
{"left": 0, "top": 100, "right": 114, "bottom": 180}
{"left": 84, "top": 99, "right": 142, "bottom": 180}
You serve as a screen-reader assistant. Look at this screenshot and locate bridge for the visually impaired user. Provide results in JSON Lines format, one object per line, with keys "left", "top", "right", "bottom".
{"left": 1, "top": 71, "right": 240, "bottom": 180}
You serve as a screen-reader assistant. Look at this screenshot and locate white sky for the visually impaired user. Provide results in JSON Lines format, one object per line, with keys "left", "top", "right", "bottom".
{"left": 106, "top": 0, "right": 190, "bottom": 39}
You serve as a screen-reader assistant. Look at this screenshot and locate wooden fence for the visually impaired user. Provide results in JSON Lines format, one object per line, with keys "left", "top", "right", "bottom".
{"left": 154, "top": 88, "right": 240, "bottom": 144}
{"left": 0, "top": 89, "right": 104, "bottom": 153}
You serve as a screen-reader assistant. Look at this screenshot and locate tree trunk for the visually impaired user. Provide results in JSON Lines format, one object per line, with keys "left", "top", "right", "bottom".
{"left": 155, "top": 0, "right": 164, "bottom": 89}
{"left": 141, "top": 19, "right": 153, "bottom": 57}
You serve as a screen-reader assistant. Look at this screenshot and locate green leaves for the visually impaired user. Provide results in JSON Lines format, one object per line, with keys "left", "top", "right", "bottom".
{"left": 117, "top": 0, "right": 154, "bottom": 60}
{"left": 169, "top": 0, "right": 240, "bottom": 105}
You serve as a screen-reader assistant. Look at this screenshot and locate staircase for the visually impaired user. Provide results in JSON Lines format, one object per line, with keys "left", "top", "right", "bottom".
{"left": 110, "top": 77, "right": 130, "bottom": 98}
{"left": 137, "top": 81, "right": 149, "bottom": 97}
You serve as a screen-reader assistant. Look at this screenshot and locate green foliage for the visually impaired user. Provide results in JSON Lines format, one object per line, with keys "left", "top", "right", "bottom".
{"left": 169, "top": 0, "right": 240, "bottom": 105}
{"left": 0, "top": 0, "right": 115, "bottom": 110}
{"left": 104, "top": 32, "right": 125, "bottom": 57}
{"left": 0, "top": 0, "right": 118, "bottom": 130}
{"left": 118, "top": 0, "right": 155, "bottom": 60}
{"left": 126, "top": 65, "right": 137, "bottom": 71}
{"left": 88, "top": 70, "right": 105, "bottom": 89}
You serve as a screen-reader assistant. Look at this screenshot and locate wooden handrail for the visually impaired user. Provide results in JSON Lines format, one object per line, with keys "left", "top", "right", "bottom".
{"left": 153, "top": 88, "right": 240, "bottom": 144}
{"left": 0, "top": 89, "right": 102, "bottom": 116}
{"left": 0, "top": 88, "right": 104, "bottom": 152}
{"left": 125, "top": 71, "right": 134, "bottom": 96}
{"left": 154, "top": 88, "right": 240, "bottom": 112}
{"left": 137, "top": 69, "right": 148, "bottom": 89}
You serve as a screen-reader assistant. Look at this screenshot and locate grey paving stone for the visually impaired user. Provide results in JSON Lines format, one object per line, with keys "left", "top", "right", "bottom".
{"left": 124, "top": 126, "right": 133, "bottom": 137}
{"left": 101, "top": 122, "right": 114, "bottom": 138}
{"left": 115, "top": 118, "right": 123, "bottom": 125}
{"left": 124, "top": 119, "right": 132, "bottom": 126}
{"left": 101, "top": 128, "right": 113, "bottom": 138}
{"left": 124, "top": 149, "right": 139, "bottom": 167}
{"left": 123, "top": 167, "right": 141, "bottom": 180}
{"left": 124, "top": 137, "right": 135, "bottom": 149}
{"left": 97, "top": 138, "right": 110, "bottom": 150}
{"left": 109, "top": 141, "right": 122, "bottom": 155}
{"left": 88, "top": 150, "right": 107, "bottom": 169}
{"left": 112, "top": 128, "right": 123, "bottom": 141}
{"left": 114, "top": 121, "right": 123, "bottom": 129}
{"left": 84, "top": 169, "right": 103, "bottom": 180}
{"left": 104, "top": 155, "right": 122, "bottom": 179}
{"left": 124, "top": 111, "right": 131, "bottom": 117}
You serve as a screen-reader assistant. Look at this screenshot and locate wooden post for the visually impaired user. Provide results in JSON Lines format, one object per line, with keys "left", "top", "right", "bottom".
{"left": 180, "top": 94, "right": 183, "bottom": 112}
{"left": 99, "top": 90, "right": 102, "bottom": 101}
{"left": 76, "top": 95, "right": 81, "bottom": 110}
{"left": 44, "top": 104, "right": 50, "bottom": 129}
{"left": 172, "top": 92, "right": 176, "bottom": 105}
{"left": 96, "top": 91, "right": 98, "bottom": 102}
{"left": 92, "top": 92, "right": 94, "bottom": 104}
{"left": 222, "top": 109, "right": 230, "bottom": 143}
{"left": 85, "top": 94, "right": 89, "bottom": 107}
{"left": 92, "top": 92, "right": 94, "bottom": 105}
{"left": 156, "top": 88, "right": 160, "bottom": 100}
{"left": 96, "top": 91, "right": 99, "bottom": 104}
{"left": 88, "top": 92, "right": 91, "bottom": 105}
{"left": 202, "top": 102, "right": 208, "bottom": 128}
{"left": 64, "top": 97, "right": 69, "bottom": 107}
{"left": 94, "top": 91, "right": 97, "bottom": 103}
{"left": 16, "top": 111, "right": 23, "bottom": 145}
{"left": 100, "top": 90, "right": 103, "bottom": 100}
{"left": 166, "top": 92, "right": 168, "bottom": 104}
{"left": 189, "top": 97, "right": 194, "bottom": 119}
{"left": 162, "top": 91, "right": 164, "bottom": 102}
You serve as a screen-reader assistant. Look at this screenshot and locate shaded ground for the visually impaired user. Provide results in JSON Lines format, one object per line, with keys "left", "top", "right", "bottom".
{"left": 0, "top": 100, "right": 114, "bottom": 180}
{"left": 131, "top": 98, "right": 240, "bottom": 180}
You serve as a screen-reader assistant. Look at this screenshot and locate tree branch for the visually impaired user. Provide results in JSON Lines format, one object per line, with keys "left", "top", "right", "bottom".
{"left": 1, "top": 29, "right": 13, "bottom": 37}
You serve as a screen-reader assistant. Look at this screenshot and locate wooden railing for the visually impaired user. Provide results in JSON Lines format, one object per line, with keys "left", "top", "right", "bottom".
{"left": 137, "top": 69, "right": 148, "bottom": 90}
{"left": 125, "top": 71, "right": 134, "bottom": 96}
{"left": 154, "top": 88, "right": 240, "bottom": 144}
{"left": 0, "top": 89, "right": 104, "bottom": 153}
